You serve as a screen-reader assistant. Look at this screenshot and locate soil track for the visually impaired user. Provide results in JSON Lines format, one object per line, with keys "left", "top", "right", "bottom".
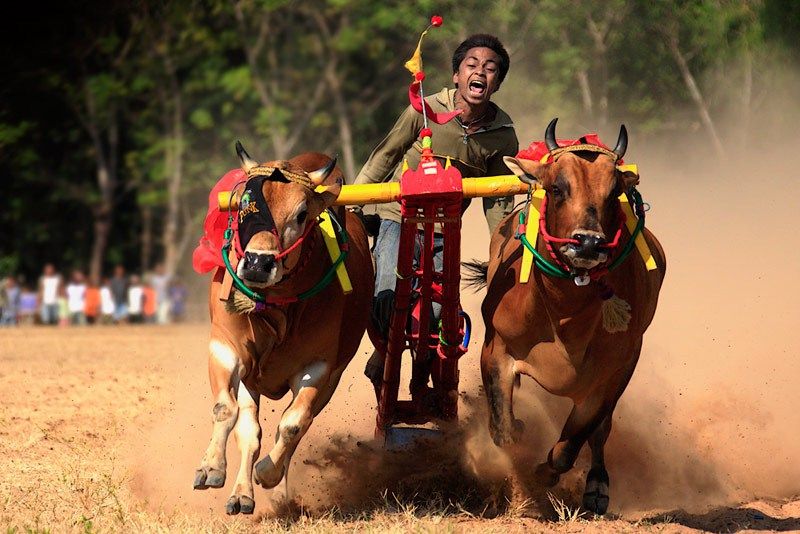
{"left": 1, "top": 321, "right": 798, "bottom": 533}
{"left": 3, "top": 150, "right": 800, "bottom": 532}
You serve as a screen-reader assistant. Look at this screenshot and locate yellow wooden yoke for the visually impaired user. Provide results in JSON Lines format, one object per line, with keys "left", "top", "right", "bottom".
{"left": 218, "top": 172, "right": 656, "bottom": 289}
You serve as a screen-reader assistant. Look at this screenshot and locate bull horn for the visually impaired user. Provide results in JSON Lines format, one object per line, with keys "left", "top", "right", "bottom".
{"left": 235, "top": 140, "right": 258, "bottom": 172}
{"left": 612, "top": 124, "right": 628, "bottom": 160}
{"left": 545, "top": 117, "right": 559, "bottom": 152}
{"left": 308, "top": 154, "right": 337, "bottom": 186}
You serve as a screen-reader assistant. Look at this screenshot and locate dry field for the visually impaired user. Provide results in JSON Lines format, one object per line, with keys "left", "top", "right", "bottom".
{"left": 3, "top": 152, "right": 800, "bottom": 532}
{"left": 0, "top": 322, "right": 798, "bottom": 534}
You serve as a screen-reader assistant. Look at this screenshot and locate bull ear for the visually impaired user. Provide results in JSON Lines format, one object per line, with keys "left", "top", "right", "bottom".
{"left": 618, "top": 168, "right": 639, "bottom": 190}
{"left": 504, "top": 156, "right": 545, "bottom": 186}
{"left": 308, "top": 155, "right": 337, "bottom": 186}
{"left": 236, "top": 140, "right": 258, "bottom": 172}
{"left": 315, "top": 175, "right": 343, "bottom": 207}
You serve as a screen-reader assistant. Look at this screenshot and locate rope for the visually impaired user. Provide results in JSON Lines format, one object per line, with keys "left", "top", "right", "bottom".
{"left": 515, "top": 187, "right": 647, "bottom": 281}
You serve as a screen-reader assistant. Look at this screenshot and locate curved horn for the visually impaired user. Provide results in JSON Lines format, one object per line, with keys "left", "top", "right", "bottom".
{"left": 612, "top": 124, "right": 628, "bottom": 160}
{"left": 308, "top": 154, "right": 338, "bottom": 186}
{"left": 235, "top": 140, "right": 258, "bottom": 172}
{"left": 545, "top": 117, "right": 559, "bottom": 152}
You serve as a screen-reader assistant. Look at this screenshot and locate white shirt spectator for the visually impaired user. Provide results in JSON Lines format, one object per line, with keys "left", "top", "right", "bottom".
{"left": 128, "top": 285, "right": 144, "bottom": 314}
{"left": 41, "top": 275, "right": 60, "bottom": 305}
{"left": 66, "top": 282, "right": 87, "bottom": 313}
{"left": 100, "top": 287, "right": 115, "bottom": 316}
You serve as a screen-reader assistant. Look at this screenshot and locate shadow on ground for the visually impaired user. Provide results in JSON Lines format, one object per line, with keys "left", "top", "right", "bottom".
{"left": 648, "top": 507, "right": 800, "bottom": 532}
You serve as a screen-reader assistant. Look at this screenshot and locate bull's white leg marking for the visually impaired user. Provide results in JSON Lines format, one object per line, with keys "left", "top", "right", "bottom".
{"left": 254, "top": 361, "right": 330, "bottom": 490}
{"left": 194, "top": 339, "right": 241, "bottom": 490}
{"left": 209, "top": 339, "right": 238, "bottom": 373}
{"left": 227, "top": 381, "right": 260, "bottom": 514}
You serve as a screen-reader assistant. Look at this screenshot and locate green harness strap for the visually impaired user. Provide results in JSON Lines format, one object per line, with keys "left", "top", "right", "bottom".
{"left": 221, "top": 210, "right": 349, "bottom": 305}
{"left": 517, "top": 187, "right": 646, "bottom": 280}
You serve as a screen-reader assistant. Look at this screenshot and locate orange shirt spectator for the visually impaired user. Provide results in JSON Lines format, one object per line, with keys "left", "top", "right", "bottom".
{"left": 84, "top": 286, "right": 101, "bottom": 320}
{"left": 143, "top": 286, "right": 157, "bottom": 321}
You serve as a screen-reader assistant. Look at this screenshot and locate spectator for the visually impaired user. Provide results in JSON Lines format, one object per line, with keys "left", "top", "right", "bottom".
{"left": 38, "top": 263, "right": 62, "bottom": 325}
{"left": 168, "top": 278, "right": 188, "bottom": 323}
{"left": 143, "top": 276, "right": 157, "bottom": 324}
{"left": 65, "top": 270, "right": 87, "bottom": 325}
{"left": 1, "top": 276, "right": 20, "bottom": 326}
{"left": 109, "top": 265, "right": 128, "bottom": 323}
{"left": 99, "top": 278, "right": 115, "bottom": 324}
{"left": 18, "top": 284, "right": 37, "bottom": 325}
{"left": 84, "top": 276, "right": 101, "bottom": 325}
{"left": 127, "top": 275, "right": 144, "bottom": 324}
{"left": 57, "top": 286, "right": 69, "bottom": 327}
{"left": 150, "top": 263, "right": 171, "bottom": 325}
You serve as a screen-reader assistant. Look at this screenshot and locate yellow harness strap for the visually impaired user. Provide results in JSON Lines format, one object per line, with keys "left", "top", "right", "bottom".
{"left": 520, "top": 188, "right": 546, "bottom": 284}
{"left": 519, "top": 163, "right": 657, "bottom": 283}
{"left": 318, "top": 211, "right": 352, "bottom": 294}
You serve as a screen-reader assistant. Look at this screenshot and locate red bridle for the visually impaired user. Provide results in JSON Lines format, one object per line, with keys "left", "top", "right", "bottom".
{"left": 538, "top": 192, "right": 626, "bottom": 276}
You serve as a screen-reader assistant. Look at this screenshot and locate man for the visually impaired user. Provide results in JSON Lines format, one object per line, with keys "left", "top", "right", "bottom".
{"left": 109, "top": 265, "right": 129, "bottom": 324}
{"left": 353, "top": 34, "right": 518, "bottom": 396}
{"left": 38, "top": 263, "right": 61, "bottom": 325}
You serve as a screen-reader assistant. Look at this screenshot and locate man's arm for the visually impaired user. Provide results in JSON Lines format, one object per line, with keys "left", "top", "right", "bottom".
{"left": 352, "top": 105, "right": 421, "bottom": 185}
{"left": 482, "top": 132, "right": 520, "bottom": 232}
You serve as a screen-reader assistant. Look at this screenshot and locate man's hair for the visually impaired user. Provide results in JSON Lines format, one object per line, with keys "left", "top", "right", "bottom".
{"left": 452, "top": 34, "right": 510, "bottom": 86}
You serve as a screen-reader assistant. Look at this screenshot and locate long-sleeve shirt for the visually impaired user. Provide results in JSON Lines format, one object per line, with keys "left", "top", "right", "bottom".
{"left": 353, "top": 88, "right": 519, "bottom": 232}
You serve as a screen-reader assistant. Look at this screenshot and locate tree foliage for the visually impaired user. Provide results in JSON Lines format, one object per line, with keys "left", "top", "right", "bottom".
{"left": 1, "top": 0, "right": 797, "bottom": 281}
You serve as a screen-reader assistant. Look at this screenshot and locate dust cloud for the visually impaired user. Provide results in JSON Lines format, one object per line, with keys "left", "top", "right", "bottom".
{"left": 126, "top": 65, "right": 800, "bottom": 518}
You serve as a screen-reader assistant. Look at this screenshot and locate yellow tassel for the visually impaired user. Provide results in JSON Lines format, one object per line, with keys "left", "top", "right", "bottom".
{"left": 601, "top": 294, "right": 631, "bottom": 333}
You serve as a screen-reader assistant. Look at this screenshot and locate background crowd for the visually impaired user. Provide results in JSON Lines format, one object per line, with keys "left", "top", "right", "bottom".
{"left": 0, "top": 263, "right": 188, "bottom": 327}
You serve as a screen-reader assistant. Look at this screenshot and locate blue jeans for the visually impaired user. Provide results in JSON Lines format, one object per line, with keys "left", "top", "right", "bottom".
{"left": 40, "top": 303, "right": 58, "bottom": 325}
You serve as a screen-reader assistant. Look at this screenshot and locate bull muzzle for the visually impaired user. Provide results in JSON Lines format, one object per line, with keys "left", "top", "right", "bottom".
{"left": 240, "top": 251, "right": 277, "bottom": 283}
{"left": 560, "top": 231, "right": 609, "bottom": 269}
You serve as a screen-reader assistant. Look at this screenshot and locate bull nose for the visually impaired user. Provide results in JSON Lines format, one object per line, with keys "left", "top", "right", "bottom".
{"left": 242, "top": 252, "right": 276, "bottom": 282}
{"left": 571, "top": 232, "right": 607, "bottom": 257}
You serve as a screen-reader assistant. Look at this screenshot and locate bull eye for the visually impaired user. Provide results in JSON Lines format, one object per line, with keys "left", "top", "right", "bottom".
{"left": 297, "top": 210, "right": 308, "bottom": 225}
{"left": 550, "top": 185, "right": 563, "bottom": 199}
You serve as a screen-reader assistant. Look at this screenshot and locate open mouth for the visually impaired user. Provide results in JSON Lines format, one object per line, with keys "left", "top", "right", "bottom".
{"left": 560, "top": 245, "right": 608, "bottom": 270}
{"left": 468, "top": 79, "right": 487, "bottom": 96}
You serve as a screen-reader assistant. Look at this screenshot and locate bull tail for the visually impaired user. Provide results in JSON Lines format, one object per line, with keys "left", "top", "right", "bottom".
{"left": 462, "top": 259, "right": 488, "bottom": 291}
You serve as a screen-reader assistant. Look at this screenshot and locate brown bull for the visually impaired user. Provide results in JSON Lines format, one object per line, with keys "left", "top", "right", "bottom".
{"left": 192, "top": 147, "right": 373, "bottom": 515}
{"left": 469, "top": 119, "right": 666, "bottom": 515}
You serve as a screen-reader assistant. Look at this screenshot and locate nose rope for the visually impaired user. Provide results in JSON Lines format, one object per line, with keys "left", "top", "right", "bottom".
{"left": 516, "top": 188, "right": 645, "bottom": 282}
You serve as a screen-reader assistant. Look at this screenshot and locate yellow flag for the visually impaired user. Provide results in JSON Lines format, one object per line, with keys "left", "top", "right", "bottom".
{"left": 404, "top": 27, "right": 430, "bottom": 75}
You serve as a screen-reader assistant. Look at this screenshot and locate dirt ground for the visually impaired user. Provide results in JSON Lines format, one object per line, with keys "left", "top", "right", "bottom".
{"left": 3, "top": 148, "right": 800, "bottom": 532}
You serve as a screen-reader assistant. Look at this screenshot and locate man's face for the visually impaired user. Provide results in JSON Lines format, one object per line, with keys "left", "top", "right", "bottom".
{"left": 452, "top": 46, "right": 501, "bottom": 106}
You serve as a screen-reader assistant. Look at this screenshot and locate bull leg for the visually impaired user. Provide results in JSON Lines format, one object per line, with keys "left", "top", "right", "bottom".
{"left": 481, "top": 336, "right": 523, "bottom": 446}
{"left": 225, "top": 382, "right": 261, "bottom": 515}
{"left": 253, "top": 361, "right": 333, "bottom": 490}
{"left": 582, "top": 414, "right": 611, "bottom": 515}
{"left": 546, "top": 358, "right": 639, "bottom": 515}
{"left": 194, "top": 339, "right": 241, "bottom": 490}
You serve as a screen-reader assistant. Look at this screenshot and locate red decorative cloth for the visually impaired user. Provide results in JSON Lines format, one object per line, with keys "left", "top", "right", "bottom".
{"left": 192, "top": 168, "right": 246, "bottom": 274}
{"left": 408, "top": 80, "right": 462, "bottom": 125}
{"left": 517, "top": 134, "right": 622, "bottom": 164}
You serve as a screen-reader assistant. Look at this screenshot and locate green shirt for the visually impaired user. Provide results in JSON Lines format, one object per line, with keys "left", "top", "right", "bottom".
{"left": 353, "top": 88, "right": 518, "bottom": 231}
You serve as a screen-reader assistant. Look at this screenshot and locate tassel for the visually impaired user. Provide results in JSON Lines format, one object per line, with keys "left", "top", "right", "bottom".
{"left": 597, "top": 280, "right": 631, "bottom": 333}
{"left": 225, "top": 288, "right": 258, "bottom": 315}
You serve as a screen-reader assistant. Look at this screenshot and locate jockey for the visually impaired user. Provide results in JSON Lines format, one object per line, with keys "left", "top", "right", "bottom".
{"left": 352, "top": 34, "right": 518, "bottom": 397}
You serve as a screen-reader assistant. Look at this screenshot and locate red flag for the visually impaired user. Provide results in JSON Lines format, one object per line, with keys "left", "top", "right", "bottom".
{"left": 408, "top": 80, "right": 461, "bottom": 125}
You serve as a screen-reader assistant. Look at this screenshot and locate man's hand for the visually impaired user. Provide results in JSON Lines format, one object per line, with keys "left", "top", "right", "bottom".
{"left": 348, "top": 207, "right": 381, "bottom": 237}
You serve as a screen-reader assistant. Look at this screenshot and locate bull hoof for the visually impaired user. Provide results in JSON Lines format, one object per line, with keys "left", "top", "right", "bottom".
{"left": 225, "top": 495, "right": 255, "bottom": 515}
{"left": 253, "top": 457, "right": 285, "bottom": 489}
{"left": 193, "top": 467, "right": 226, "bottom": 490}
{"left": 582, "top": 467, "right": 610, "bottom": 515}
